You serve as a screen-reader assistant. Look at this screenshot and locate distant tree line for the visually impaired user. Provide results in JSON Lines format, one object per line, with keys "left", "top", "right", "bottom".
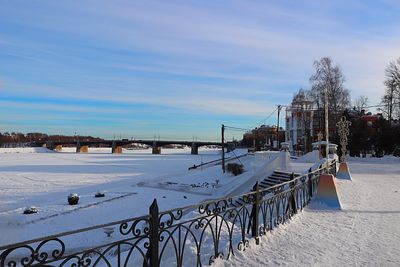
{"left": 241, "top": 126, "right": 285, "bottom": 150}
{"left": 344, "top": 111, "right": 400, "bottom": 157}
{"left": 348, "top": 56, "right": 400, "bottom": 157}
{"left": 0, "top": 132, "right": 104, "bottom": 145}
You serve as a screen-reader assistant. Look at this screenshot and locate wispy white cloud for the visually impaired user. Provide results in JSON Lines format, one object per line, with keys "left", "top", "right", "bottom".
{"left": 1, "top": 0, "right": 400, "bottom": 137}
{"left": 0, "top": 100, "right": 131, "bottom": 115}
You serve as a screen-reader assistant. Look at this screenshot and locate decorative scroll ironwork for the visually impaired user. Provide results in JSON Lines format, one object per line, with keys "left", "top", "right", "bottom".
{"left": 119, "top": 217, "right": 151, "bottom": 237}
{"left": 336, "top": 116, "right": 351, "bottom": 162}
{"left": 0, "top": 162, "right": 336, "bottom": 267}
{"left": 0, "top": 216, "right": 151, "bottom": 267}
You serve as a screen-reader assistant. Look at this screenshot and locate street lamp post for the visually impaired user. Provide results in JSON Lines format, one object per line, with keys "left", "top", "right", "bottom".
{"left": 221, "top": 124, "right": 225, "bottom": 173}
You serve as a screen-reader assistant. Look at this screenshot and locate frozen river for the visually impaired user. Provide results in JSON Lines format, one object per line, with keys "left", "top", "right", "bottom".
{"left": 0, "top": 147, "right": 313, "bottom": 247}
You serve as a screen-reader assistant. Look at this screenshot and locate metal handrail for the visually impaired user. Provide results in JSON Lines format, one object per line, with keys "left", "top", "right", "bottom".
{"left": 1, "top": 158, "right": 336, "bottom": 265}
{"left": 0, "top": 214, "right": 150, "bottom": 251}
{"left": 161, "top": 159, "right": 335, "bottom": 216}
{"left": 1, "top": 159, "right": 335, "bottom": 250}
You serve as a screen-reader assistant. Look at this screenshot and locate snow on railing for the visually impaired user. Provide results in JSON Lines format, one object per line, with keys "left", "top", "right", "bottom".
{"left": 0, "top": 161, "right": 336, "bottom": 267}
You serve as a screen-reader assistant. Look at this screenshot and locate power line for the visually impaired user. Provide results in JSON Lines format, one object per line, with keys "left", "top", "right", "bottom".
{"left": 362, "top": 102, "right": 400, "bottom": 109}
{"left": 224, "top": 126, "right": 251, "bottom": 132}
{"left": 251, "top": 106, "right": 279, "bottom": 129}
{"left": 224, "top": 100, "right": 399, "bottom": 138}
{"left": 222, "top": 108, "right": 280, "bottom": 136}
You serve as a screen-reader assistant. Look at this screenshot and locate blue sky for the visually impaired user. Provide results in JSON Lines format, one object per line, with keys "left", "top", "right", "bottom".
{"left": 1, "top": 0, "right": 399, "bottom": 141}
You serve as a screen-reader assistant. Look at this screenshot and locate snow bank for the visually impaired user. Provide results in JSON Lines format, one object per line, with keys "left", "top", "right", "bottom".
{"left": 221, "top": 151, "right": 291, "bottom": 197}
{"left": 296, "top": 150, "right": 320, "bottom": 163}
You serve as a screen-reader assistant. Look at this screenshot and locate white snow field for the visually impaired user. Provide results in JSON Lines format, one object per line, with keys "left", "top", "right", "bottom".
{"left": 215, "top": 156, "right": 400, "bottom": 267}
{"left": 3, "top": 148, "right": 397, "bottom": 267}
{"left": 0, "top": 147, "right": 304, "bottom": 247}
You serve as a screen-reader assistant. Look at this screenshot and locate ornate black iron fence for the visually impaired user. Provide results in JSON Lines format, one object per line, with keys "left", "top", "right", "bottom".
{"left": 0, "top": 161, "right": 336, "bottom": 267}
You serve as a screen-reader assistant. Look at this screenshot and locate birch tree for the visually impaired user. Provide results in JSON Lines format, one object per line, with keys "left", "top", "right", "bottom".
{"left": 309, "top": 57, "right": 350, "bottom": 126}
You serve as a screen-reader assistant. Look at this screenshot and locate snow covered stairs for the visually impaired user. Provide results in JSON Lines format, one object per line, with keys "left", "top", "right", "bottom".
{"left": 233, "top": 171, "right": 300, "bottom": 207}
{"left": 259, "top": 171, "right": 300, "bottom": 190}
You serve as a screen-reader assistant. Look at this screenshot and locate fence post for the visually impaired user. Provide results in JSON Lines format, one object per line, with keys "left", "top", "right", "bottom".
{"left": 251, "top": 182, "right": 260, "bottom": 244}
{"left": 290, "top": 173, "right": 297, "bottom": 214}
{"left": 149, "top": 199, "right": 159, "bottom": 267}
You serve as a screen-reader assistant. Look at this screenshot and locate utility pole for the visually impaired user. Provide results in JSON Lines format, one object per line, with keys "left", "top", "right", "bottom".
{"left": 324, "top": 86, "right": 329, "bottom": 165}
{"left": 221, "top": 124, "right": 225, "bottom": 173}
{"left": 276, "top": 105, "right": 282, "bottom": 150}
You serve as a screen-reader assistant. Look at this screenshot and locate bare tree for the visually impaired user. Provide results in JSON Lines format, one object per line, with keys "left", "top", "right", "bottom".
{"left": 309, "top": 57, "right": 350, "bottom": 126}
{"left": 292, "top": 88, "right": 314, "bottom": 105}
{"left": 383, "top": 57, "right": 400, "bottom": 124}
{"left": 353, "top": 95, "right": 369, "bottom": 114}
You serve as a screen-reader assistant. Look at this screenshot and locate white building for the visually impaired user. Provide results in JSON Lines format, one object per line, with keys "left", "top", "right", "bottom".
{"left": 285, "top": 100, "right": 315, "bottom": 152}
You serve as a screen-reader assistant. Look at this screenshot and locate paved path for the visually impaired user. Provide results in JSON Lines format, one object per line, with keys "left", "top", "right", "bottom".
{"left": 215, "top": 157, "right": 400, "bottom": 267}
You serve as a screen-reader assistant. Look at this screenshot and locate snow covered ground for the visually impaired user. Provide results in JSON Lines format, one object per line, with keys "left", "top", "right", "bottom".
{"left": 0, "top": 148, "right": 400, "bottom": 266}
{"left": 0, "top": 147, "right": 221, "bottom": 244}
{"left": 3, "top": 148, "right": 397, "bottom": 266}
{"left": 215, "top": 156, "right": 400, "bottom": 267}
{"left": 0, "top": 147, "right": 309, "bottom": 247}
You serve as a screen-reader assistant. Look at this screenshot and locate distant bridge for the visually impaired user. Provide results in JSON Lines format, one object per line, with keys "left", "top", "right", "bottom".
{"left": 31, "top": 140, "right": 225, "bottom": 154}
